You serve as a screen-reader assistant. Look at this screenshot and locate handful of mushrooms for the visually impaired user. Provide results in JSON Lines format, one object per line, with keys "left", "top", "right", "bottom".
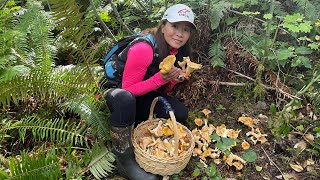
{"left": 138, "top": 119, "right": 190, "bottom": 158}
{"left": 159, "top": 55, "right": 202, "bottom": 78}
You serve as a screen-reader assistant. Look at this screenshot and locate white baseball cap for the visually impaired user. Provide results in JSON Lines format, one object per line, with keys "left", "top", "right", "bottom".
{"left": 161, "top": 4, "right": 196, "bottom": 29}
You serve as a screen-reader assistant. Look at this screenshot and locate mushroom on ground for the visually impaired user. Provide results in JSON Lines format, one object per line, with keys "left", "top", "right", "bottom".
{"left": 246, "top": 128, "right": 268, "bottom": 144}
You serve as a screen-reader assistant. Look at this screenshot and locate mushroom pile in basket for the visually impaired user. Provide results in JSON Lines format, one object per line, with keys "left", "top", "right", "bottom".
{"left": 138, "top": 119, "right": 190, "bottom": 158}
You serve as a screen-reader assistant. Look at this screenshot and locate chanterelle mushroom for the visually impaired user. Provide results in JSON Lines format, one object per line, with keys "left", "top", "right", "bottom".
{"left": 159, "top": 55, "right": 176, "bottom": 74}
{"left": 184, "top": 57, "right": 202, "bottom": 78}
{"left": 246, "top": 128, "right": 268, "bottom": 144}
{"left": 178, "top": 56, "right": 202, "bottom": 77}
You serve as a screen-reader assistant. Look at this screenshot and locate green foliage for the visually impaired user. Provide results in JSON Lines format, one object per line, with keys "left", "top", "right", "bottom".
{"left": 0, "top": 65, "right": 96, "bottom": 109}
{"left": 6, "top": 150, "right": 62, "bottom": 180}
{"left": 14, "top": 1, "right": 55, "bottom": 71}
{"left": 0, "top": 115, "right": 86, "bottom": 146}
{"left": 88, "top": 142, "right": 115, "bottom": 179}
{"left": 64, "top": 97, "right": 110, "bottom": 140}
{"left": 209, "top": 1, "right": 231, "bottom": 30}
{"left": 209, "top": 39, "right": 226, "bottom": 68}
{"left": 192, "top": 162, "right": 224, "bottom": 180}
{"left": 242, "top": 150, "right": 257, "bottom": 162}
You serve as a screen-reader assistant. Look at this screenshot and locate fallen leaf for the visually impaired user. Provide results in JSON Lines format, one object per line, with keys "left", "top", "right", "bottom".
{"left": 276, "top": 173, "right": 299, "bottom": 180}
{"left": 289, "top": 163, "right": 304, "bottom": 172}
{"left": 302, "top": 158, "right": 315, "bottom": 168}
{"left": 293, "top": 141, "right": 306, "bottom": 151}
{"left": 255, "top": 165, "right": 263, "bottom": 171}
{"left": 303, "top": 133, "right": 314, "bottom": 142}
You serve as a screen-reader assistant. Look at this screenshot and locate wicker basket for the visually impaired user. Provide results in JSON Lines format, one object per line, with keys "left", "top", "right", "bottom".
{"left": 132, "top": 97, "right": 195, "bottom": 176}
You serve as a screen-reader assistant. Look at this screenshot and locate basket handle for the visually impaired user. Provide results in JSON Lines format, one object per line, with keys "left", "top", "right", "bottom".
{"left": 148, "top": 96, "right": 179, "bottom": 159}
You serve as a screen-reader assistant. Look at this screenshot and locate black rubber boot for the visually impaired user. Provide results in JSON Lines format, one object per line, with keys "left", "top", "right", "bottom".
{"left": 110, "top": 125, "right": 160, "bottom": 180}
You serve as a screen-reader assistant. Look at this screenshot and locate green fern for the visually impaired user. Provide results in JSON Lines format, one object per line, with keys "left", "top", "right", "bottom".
{"left": 1, "top": 116, "right": 86, "bottom": 146}
{"left": 88, "top": 142, "right": 115, "bottom": 179}
{"left": 208, "top": 39, "right": 226, "bottom": 68}
{"left": 49, "top": 0, "right": 99, "bottom": 65}
{"left": 293, "top": 0, "right": 320, "bottom": 22}
{"left": 7, "top": 150, "right": 62, "bottom": 180}
{"left": 0, "top": 65, "right": 96, "bottom": 108}
{"left": 13, "top": 1, "right": 55, "bottom": 72}
{"left": 64, "top": 96, "right": 110, "bottom": 140}
{"left": 209, "top": 0, "right": 231, "bottom": 30}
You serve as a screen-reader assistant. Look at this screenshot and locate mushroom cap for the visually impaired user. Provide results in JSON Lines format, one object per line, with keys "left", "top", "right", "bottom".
{"left": 159, "top": 55, "right": 176, "bottom": 74}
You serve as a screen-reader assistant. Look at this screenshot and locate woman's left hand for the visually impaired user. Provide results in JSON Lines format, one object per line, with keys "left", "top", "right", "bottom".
{"left": 161, "top": 67, "right": 184, "bottom": 82}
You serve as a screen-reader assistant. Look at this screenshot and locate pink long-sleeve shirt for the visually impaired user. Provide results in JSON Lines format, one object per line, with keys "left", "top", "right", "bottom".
{"left": 122, "top": 42, "right": 178, "bottom": 96}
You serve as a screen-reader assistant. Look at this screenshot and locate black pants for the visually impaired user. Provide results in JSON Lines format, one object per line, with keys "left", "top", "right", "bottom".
{"left": 104, "top": 88, "right": 188, "bottom": 127}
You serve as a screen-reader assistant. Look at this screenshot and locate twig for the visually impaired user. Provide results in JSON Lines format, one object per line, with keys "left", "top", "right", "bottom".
{"left": 261, "top": 146, "right": 285, "bottom": 178}
{"left": 228, "top": 70, "right": 302, "bottom": 100}
{"left": 211, "top": 81, "right": 247, "bottom": 86}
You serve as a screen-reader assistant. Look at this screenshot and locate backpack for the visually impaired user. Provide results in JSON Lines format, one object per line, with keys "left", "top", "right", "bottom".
{"left": 101, "top": 33, "right": 157, "bottom": 88}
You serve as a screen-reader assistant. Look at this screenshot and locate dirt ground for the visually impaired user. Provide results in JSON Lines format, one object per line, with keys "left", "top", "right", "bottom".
{"left": 107, "top": 65, "right": 319, "bottom": 180}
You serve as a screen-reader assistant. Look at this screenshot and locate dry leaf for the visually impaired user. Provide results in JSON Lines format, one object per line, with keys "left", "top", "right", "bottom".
{"left": 303, "top": 133, "right": 314, "bottom": 142}
{"left": 293, "top": 141, "right": 306, "bottom": 151}
{"left": 276, "top": 173, "right": 299, "bottom": 180}
{"left": 289, "top": 163, "right": 304, "bottom": 172}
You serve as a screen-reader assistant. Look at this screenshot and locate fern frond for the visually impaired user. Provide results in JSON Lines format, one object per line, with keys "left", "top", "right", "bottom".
{"left": 272, "top": 0, "right": 288, "bottom": 16}
{"left": 209, "top": 0, "right": 231, "bottom": 30}
{"left": 8, "top": 150, "right": 62, "bottom": 180}
{"left": 64, "top": 97, "right": 110, "bottom": 140}
{"left": 209, "top": 39, "right": 226, "bottom": 68}
{"left": 1, "top": 116, "right": 86, "bottom": 146}
{"left": 49, "top": 0, "right": 99, "bottom": 64}
{"left": 293, "top": 0, "right": 320, "bottom": 22}
{"left": 88, "top": 142, "right": 115, "bottom": 179}
{"left": 14, "top": 1, "right": 55, "bottom": 70}
{"left": 0, "top": 65, "right": 96, "bottom": 108}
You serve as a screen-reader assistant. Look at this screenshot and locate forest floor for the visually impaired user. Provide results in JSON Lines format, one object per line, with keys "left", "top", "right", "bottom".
{"left": 109, "top": 66, "right": 319, "bottom": 180}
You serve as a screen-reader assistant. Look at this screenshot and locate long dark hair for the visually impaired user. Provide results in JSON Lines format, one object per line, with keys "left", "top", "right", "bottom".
{"left": 153, "top": 20, "right": 192, "bottom": 63}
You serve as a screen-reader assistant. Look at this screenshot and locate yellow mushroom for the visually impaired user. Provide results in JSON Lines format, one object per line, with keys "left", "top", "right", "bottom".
{"left": 147, "top": 120, "right": 163, "bottom": 137}
{"left": 194, "top": 118, "right": 203, "bottom": 126}
{"left": 238, "top": 116, "right": 254, "bottom": 129}
{"left": 159, "top": 55, "right": 176, "bottom": 74}
{"left": 227, "top": 129, "right": 241, "bottom": 139}
{"left": 139, "top": 136, "right": 153, "bottom": 151}
{"left": 163, "top": 126, "right": 174, "bottom": 136}
{"left": 163, "top": 139, "right": 175, "bottom": 156}
{"left": 225, "top": 153, "right": 246, "bottom": 167}
{"left": 246, "top": 128, "right": 268, "bottom": 144}
{"left": 184, "top": 57, "right": 202, "bottom": 78}
{"left": 233, "top": 161, "right": 244, "bottom": 171}
{"left": 241, "top": 140, "right": 250, "bottom": 150}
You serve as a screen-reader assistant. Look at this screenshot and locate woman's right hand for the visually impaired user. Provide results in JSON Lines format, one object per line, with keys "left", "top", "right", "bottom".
{"left": 160, "top": 67, "right": 184, "bottom": 82}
